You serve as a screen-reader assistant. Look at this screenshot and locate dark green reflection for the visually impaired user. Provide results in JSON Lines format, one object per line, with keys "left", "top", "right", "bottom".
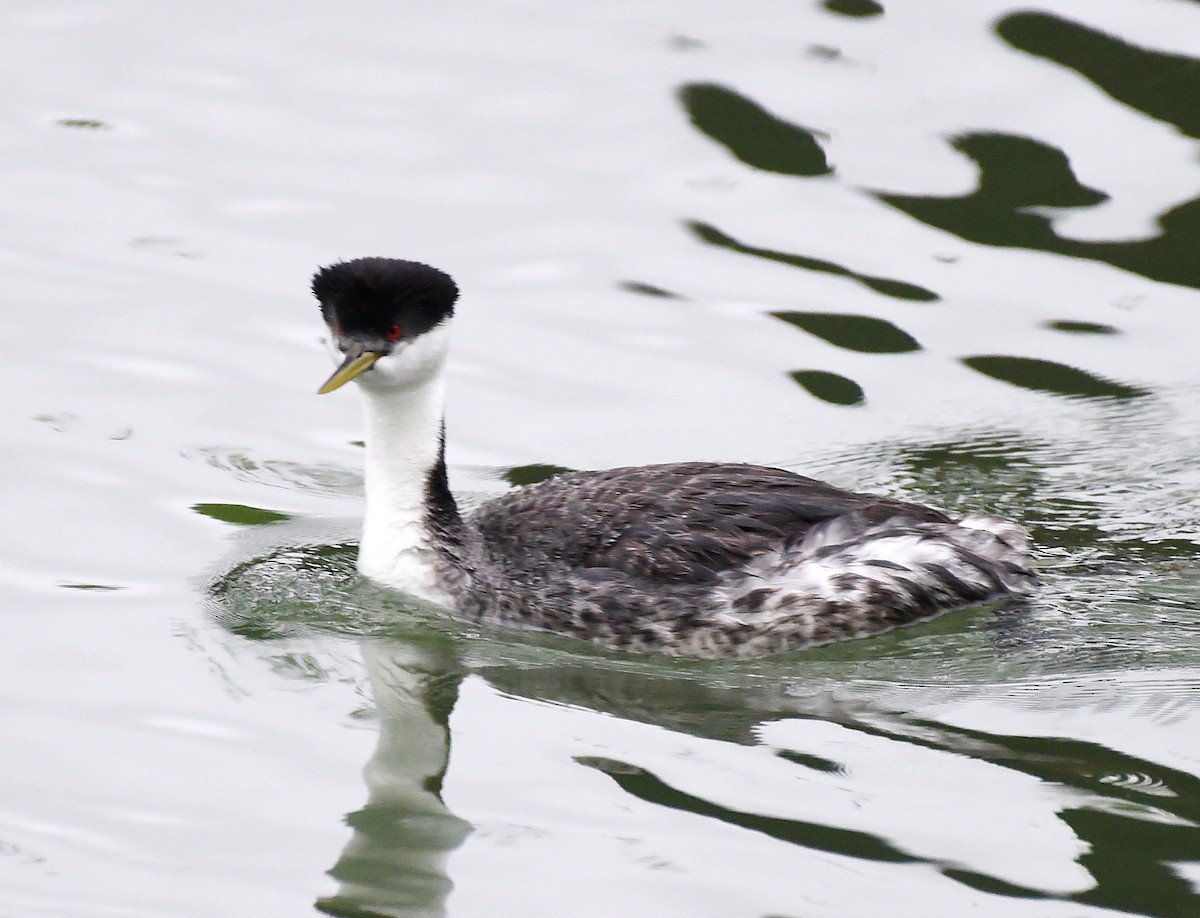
{"left": 876, "top": 132, "right": 1200, "bottom": 290}
{"left": 952, "top": 133, "right": 1108, "bottom": 209}
{"left": 998, "top": 11, "right": 1200, "bottom": 138}
{"left": 675, "top": 62, "right": 1200, "bottom": 291}
{"left": 579, "top": 752, "right": 1065, "bottom": 902}
{"left": 57, "top": 118, "right": 108, "bottom": 129}
{"left": 678, "top": 83, "right": 832, "bottom": 176}
{"left": 872, "top": 716, "right": 1200, "bottom": 918}
{"left": 1046, "top": 320, "right": 1119, "bottom": 335}
{"left": 1067, "top": 808, "right": 1200, "bottom": 918}
{"left": 773, "top": 311, "right": 921, "bottom": 353}
{"left": 788, "top": 369, "right": 865, "bottom": 405}
{"left": 823, "top": 0, "right": 884, "bottom": 18}
{"left": 192, "top": 502, "right": 291, "bottom": 525}
{"left": 577, "top": 756, "right": 918, "bottom": 863}
{"left": 776, "top": 748, "right": 844, "bottom": 774}
{"left": 877, "top": 133, "right": 1106, "bottom": 250}
{"left": 962, "top": 355, "right": 1148, "bottom": 399}
{"left": 689, "top": 221, "right": 939, "bottom": 301}
{"left": 503, "top": 463, "right": 572, "bottom": 486}
{"left": 619, "top": 280, "right": 682, "bottom": 299}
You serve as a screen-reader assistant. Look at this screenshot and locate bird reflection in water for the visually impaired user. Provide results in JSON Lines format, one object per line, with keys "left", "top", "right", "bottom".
{"left": 316, "top": 640, "right": 470, "bottom": 918}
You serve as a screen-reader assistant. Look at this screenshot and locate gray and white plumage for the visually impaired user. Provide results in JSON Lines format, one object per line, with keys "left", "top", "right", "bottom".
{"left": 312, "top": 257, "right": 1036, "bottom": 658}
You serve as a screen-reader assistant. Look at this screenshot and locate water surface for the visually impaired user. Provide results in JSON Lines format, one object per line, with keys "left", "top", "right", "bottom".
{"left": 3, "top": 1, "right": 1200, "bottom": 916}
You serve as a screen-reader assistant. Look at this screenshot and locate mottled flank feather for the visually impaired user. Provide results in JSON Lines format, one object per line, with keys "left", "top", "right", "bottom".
{"left": 428, "top": 462, "right": 1036, "bottom": 657}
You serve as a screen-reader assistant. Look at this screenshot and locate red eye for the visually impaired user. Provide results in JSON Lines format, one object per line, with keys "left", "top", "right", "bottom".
{"left": 386, "top": 324, "right": 403, "bottom": 341}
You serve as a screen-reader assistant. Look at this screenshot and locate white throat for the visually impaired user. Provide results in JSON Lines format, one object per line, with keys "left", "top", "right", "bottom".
{"left": 353, "top": 325, "right": 457, "bottom": 605}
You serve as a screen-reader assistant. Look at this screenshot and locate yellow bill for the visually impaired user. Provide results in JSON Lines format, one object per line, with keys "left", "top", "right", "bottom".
{"left": 317, "top": 351, "right": 381, "bottom": 394}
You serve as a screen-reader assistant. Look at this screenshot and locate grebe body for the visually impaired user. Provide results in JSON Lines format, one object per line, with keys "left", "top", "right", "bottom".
{"left": 312, "top": 257, "right": 1035, "bottom": 657}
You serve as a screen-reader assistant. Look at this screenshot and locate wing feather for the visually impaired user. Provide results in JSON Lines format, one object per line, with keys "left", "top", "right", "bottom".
{"left": 470, "top": 462, "right": 949, "bottom": 584}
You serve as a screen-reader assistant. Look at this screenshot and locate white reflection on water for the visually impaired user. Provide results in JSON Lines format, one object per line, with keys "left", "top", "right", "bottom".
{"left": 2, "top": 0, "right": 1200, "bottom": 915}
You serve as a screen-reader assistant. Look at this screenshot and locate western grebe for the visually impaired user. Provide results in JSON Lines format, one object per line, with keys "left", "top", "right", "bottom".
{"left": 313, "top": 257, "right": 1035, "bottom": 656}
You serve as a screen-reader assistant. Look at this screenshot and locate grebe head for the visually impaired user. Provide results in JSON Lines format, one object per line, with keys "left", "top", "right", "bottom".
{"left": 312, "top": 257, "right": 458, "bottom": 394}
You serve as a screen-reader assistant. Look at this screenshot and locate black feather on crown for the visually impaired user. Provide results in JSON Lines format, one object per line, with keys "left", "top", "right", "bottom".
{"left": 312, "top": 258, "right": 458, "bottom": 340}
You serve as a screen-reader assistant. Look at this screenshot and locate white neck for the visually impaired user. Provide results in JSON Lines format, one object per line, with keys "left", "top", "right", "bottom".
{"left": 356, "top": 372, "right": 455, "bottom": 605}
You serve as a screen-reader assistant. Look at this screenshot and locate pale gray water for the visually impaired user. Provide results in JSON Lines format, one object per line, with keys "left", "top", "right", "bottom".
{"left": 3, "top": 1, "right": 1200, "bottom": 916}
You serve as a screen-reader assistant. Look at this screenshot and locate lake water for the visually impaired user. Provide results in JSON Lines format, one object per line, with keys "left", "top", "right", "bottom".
{"left": 4, "top": 1, "right": 1200, "bottom": 915}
